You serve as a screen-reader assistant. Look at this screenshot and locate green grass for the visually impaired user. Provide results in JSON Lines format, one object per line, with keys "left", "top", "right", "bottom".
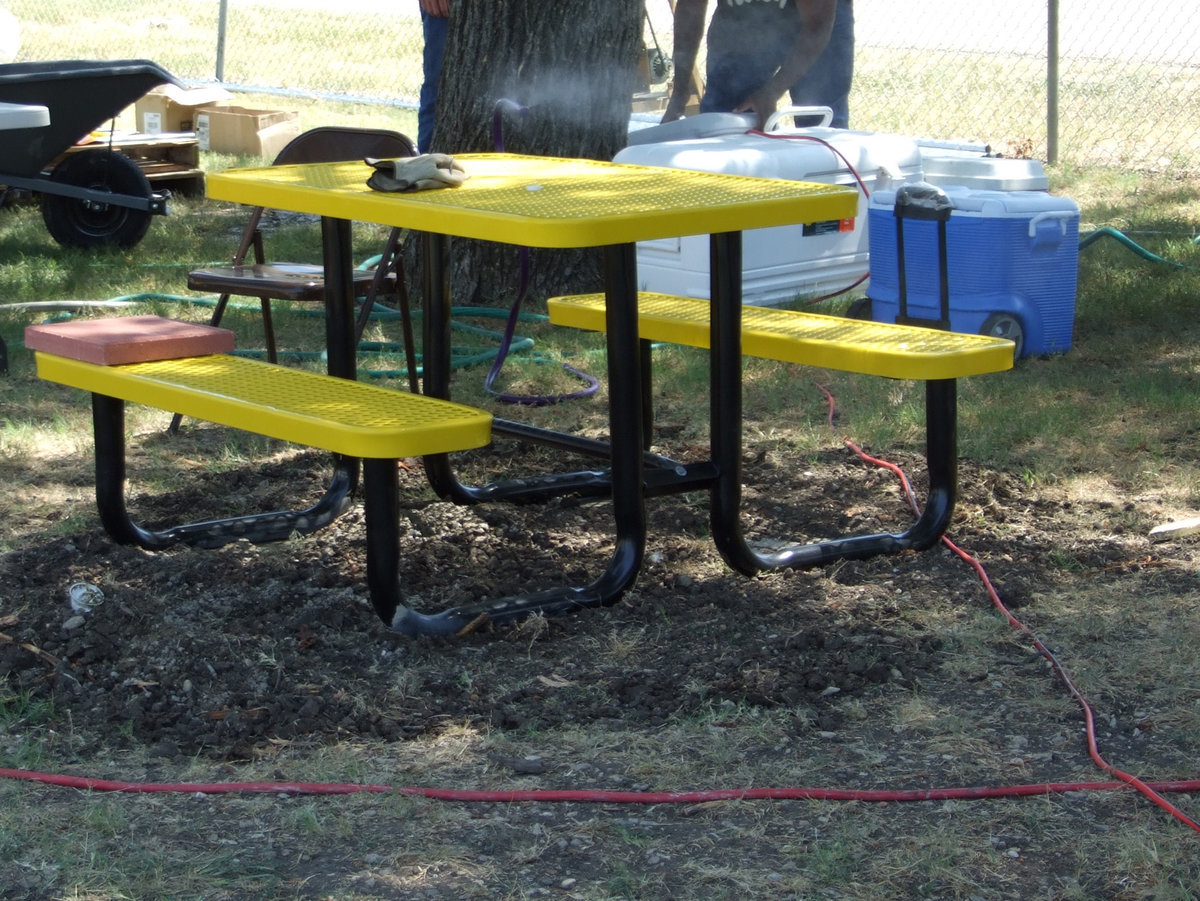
{"left": 10, "top": 0, "right": 426, "bottom": 102}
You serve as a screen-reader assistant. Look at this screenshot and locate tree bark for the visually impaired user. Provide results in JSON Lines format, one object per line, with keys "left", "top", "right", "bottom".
{"left": 425, "top": 0, "right": 644, "bottom": 307}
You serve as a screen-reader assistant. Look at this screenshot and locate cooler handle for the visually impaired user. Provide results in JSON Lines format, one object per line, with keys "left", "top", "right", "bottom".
{"left": 1027, "top": 210, "right": 1074, "bottom": 239}
{"left": 893, "top": 183, "right": 954, "bottom": 330}
{"left": 763, "top": 106, "right": 834, "bottom": 132}
{"left": 1028, "top": 210, "right": 1075, "bottom": 249}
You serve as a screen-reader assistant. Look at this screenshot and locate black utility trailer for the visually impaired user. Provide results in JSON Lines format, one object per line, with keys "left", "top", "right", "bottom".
{"left": 0, "top": 59, "right": 180, "bottom": 249}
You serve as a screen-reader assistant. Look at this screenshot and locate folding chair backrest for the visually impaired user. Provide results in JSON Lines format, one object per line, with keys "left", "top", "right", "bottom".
{"left": 271, "top": 126, "right": 416, "bottom": 166}
{"left": 229, "top": 127, "right": 416, "bottom": 266}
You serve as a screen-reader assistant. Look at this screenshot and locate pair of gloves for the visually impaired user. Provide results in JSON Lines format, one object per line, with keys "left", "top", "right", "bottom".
{"left": 365, "top": 154, "right": 468, "bottom": 193}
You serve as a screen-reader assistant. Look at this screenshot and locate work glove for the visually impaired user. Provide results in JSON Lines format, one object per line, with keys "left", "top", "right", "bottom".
{"left": 365, "top": 154, "right": 468, "bottom": 192}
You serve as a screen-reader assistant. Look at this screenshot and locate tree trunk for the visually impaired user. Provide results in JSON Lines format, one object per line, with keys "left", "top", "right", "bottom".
{"left": 425, "top": 0, "right": 644, "bottom": 308}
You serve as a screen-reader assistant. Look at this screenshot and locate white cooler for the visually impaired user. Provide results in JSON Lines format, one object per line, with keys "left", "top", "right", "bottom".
{"left": 614, "top": 121, "right": 923, "bottom": 306}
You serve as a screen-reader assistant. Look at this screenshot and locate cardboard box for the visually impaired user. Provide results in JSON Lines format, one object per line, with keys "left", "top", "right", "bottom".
{"left": 134, "top": 84, "right": 232, "bottom": 135}
{"left": 195, "top": 106, "right": 301, "bottom": 160}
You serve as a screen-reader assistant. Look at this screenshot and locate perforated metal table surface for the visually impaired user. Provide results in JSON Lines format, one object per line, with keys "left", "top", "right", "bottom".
{"left": 205, "top": 153, "right": 859, "bottom": 636}
{"left": 206, "top": 153, "right": 855, "bottom": 249}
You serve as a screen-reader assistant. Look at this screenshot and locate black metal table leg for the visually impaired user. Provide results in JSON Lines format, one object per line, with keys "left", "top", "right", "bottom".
{"left": 92, "top": 392, "right": 358, "bottom": 550}
{"left": 379, "top": 242, "right": 649, "bottom": 635}
{"left": 321, "top": 216, "right": 357, "bottom": 382}
{"left": 706, "top": 231, "right": 960, "bottom": 575}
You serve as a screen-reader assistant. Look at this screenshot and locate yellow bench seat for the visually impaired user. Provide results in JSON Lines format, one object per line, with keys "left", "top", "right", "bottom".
{"left": 547, "top": 292, "right": 1014, "bottom": 379}
{"left": 35, "top": 352, "right": 492, "bottom": 459}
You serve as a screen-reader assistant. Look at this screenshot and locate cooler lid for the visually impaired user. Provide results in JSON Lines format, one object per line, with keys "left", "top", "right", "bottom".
{"left": 615, "top": 130, "right": 922, "bottom": 183}
{"left": 920, "top": 150, "right": 1049, "bottom": 191}
{"left": 871, "top": 184, "right": 1078, "bottom": 217}
{"left": 625, "top": 112, "right": 756, "bottom": 147}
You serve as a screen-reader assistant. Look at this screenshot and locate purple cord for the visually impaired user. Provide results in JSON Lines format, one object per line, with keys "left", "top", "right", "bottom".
{"left": 484, "top": 99, "right": 600, "bottom": 406}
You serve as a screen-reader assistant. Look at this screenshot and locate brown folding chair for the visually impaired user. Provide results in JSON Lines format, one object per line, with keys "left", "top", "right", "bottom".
{"left": 187, "top": 126, "right": 417, "bottom": 364}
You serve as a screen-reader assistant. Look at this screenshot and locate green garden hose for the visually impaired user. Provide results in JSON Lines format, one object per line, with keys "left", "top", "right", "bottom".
{"left": 1079, "top": 226, "right": 1197, "bottom": 271}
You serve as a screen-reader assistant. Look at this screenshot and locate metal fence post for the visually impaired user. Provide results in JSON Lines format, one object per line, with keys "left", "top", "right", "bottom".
{"left": 1047, "top": 0, "right": 1059, "bottom": 164}
{"left": 216, "top": 0, "right": 229, "bottom": 83}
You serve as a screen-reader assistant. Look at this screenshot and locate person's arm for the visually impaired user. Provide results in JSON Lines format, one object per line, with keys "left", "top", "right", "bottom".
{"left": 419, "top": 0, "right": 450, "bottom": 17}
{"left": 734, "top": 0, "right": 836, "bottom": 127}
{"left": 662, "top": 0, "right": 708, "bottom": 123}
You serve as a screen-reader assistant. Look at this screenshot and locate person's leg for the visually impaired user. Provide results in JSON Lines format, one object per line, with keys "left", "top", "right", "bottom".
{"left": 788, "top": 0, "right": 854, "bottom": 128}
{"left": 418, "top": 11, "right": 449, "bottom": 153}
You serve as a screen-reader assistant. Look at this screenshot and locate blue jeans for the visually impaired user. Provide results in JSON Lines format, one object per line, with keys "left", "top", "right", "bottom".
{"left": 418, "top": 11, "right": 449, "bottom": 154}
{"left": 701, "top": 0, "right": 854, "bottom": 129}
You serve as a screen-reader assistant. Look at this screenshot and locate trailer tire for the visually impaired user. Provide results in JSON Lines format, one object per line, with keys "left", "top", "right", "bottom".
{"left": 41, "top": 150, "right": 153, "bottom": 249}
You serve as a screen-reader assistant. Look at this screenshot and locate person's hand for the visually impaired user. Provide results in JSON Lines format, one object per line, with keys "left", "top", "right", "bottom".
{"left": 419, "top": 0, "right": 450, "bottom": 17}
{"left": 365, "top": 155, "right": 467, "bottom": 192}
{"left": 661, "top": 94, "right": 688, "bottom": 124}
{"left": 733, "top": 88, "right": 780, "bottom": 131}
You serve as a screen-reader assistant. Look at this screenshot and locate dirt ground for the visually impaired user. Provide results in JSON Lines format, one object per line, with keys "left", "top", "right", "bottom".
{"left": 2, "top": 436, "right": 1023, "bottom": 757}
{"left": 2, "top": 422, "right": 1199, "bottom": 898}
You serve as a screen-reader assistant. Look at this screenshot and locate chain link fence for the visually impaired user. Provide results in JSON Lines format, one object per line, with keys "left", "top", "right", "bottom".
{"left": 6, "top": 0, "right": 1200, "bottom": 172}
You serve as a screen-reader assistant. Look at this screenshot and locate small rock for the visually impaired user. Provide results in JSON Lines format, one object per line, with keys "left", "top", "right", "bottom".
{"left": 491, "top": 754, "right": 547, "bottom": 775}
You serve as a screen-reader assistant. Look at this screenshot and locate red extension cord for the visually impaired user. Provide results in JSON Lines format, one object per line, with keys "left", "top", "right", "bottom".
{"left": 812, "top": 382, "right": 1200, "bottom": 833}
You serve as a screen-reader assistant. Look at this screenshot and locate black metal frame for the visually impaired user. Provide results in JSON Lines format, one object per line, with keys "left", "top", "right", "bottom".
{"left": 81, "top": 218, "right": 362, "bottom": 551}
{"left": 0, "top": 171, "right": 170, "bottom": 214}
{"left": 90, "top": 391, "right": 358, "bottom": 550}
{"left": 707, "top": 232, "right": 958, "bottom": 574}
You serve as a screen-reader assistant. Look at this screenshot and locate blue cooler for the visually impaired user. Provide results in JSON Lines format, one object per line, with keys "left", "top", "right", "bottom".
{"left": 868, "top": 185, "right": 1080, "bottom": 358}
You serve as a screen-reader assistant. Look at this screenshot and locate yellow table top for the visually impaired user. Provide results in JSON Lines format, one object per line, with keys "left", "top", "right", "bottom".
{"left": 205, "top": 153, "right": 858, "bottom": 249}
